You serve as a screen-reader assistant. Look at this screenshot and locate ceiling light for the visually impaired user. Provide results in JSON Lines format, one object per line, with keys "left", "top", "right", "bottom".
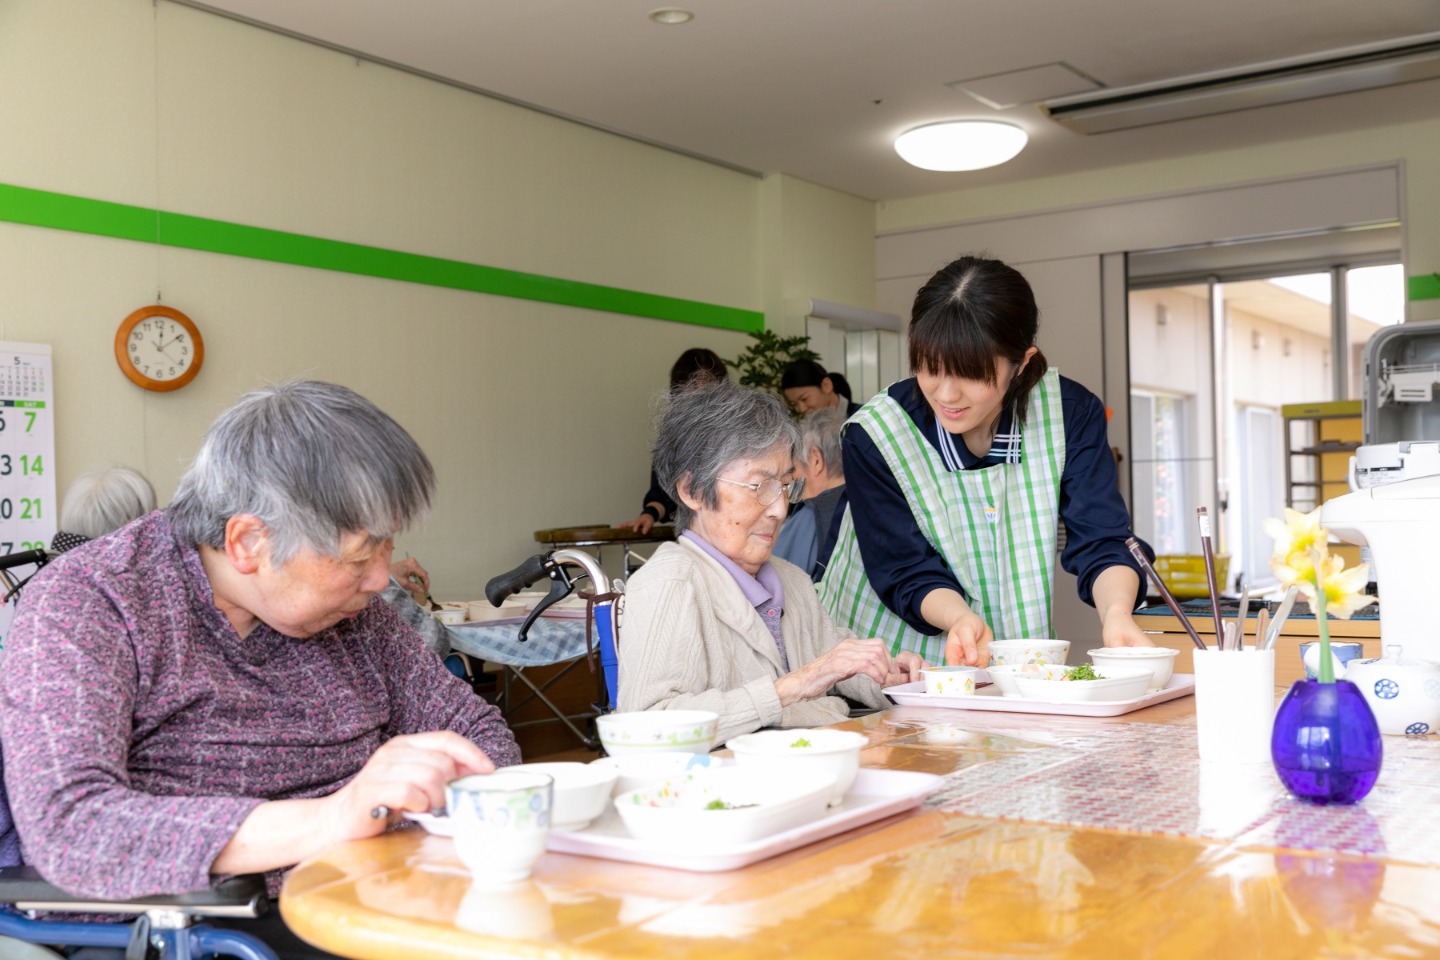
{"left": 893, "top": 121, "right": 1028, "bottom": 172}
{"left": 1043, "top": 31, "right": 1440, "bottom": 134}
{"left": 648, "top": 8, "right": 694, "bottom": 25}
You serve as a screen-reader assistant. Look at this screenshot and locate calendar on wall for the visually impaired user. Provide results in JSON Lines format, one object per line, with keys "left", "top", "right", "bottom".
{"left": 0, "top": 342, "right": 57, "bottom": 653}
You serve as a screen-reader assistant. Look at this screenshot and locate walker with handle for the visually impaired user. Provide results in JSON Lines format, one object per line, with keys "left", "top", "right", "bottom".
{"left": 485, "top": 548, "right": 624, "bottom": 711}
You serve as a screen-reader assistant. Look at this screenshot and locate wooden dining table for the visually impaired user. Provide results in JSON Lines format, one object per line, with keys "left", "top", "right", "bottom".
{"left": 280, "top": 693, "right": 1440, "bottom": 959}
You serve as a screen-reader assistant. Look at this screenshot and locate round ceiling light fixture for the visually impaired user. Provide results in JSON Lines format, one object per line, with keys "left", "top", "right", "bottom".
{"left": 648, "top": 8, "right": 694, "bottom": 24}
{"left": 893, "top": 120, "right": 1028, "bottom": 172}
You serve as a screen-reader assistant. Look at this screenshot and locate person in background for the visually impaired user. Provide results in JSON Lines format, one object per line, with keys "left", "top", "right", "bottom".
{"left": 618, "top": 380, "right": 924, "bottom": 745}
{"left": 771, "top": 406, "right": 848, "bottom": 581}
{"left": 49, "top": 465, "right": 156, "bottom": 554}
{"left": 618, "top": 347, "right": 730, "bottom": 535}
{"left": 384, "top": 554, "right": 461, "bottom": 658}
{"left": 0, "top": 380, "right": 518, "bottom": 958}
{"left": 820, "top": 256, "right": 1154, "bottom": 668}
{"left": 780, "top": 359, "right": 861, "bottom": 417}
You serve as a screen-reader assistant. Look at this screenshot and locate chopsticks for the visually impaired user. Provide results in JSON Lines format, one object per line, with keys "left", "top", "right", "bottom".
{"left": 1197, "top": 507, "right": 1226, "bottom": 649}
{"left": 1126, "top": 536, "right": 1207, "bottom": 651}
{"left": 1230, "top": 580, "right": 1249, "bottom": 652}
{"left": 1262, "top": 584, "right": 1300, "bottom": 651}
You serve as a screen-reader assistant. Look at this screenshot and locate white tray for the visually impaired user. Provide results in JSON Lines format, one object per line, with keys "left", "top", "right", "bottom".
{"left": 883, "top": 672, "right": 1196, "bottom": 717}
{"left": 544, "top": 768, "right": 942, "bottom": 872}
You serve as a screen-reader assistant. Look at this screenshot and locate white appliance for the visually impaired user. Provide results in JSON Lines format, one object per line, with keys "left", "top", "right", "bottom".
{"left": 1322, "top": 440, "right": 1440, "bottom": 663}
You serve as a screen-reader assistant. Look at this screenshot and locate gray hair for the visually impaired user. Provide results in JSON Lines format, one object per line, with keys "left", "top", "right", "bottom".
{"left": 653, "top": 380, "right": 800, "bottom": 533}
{"left": 799, "top": 406, "right": 846, "bottom": 480}
{"left": 169, "top": 380, "right": 435, "bottom": 563}
{"left": 59, "top": 466, "right": 156, "bottom": 539}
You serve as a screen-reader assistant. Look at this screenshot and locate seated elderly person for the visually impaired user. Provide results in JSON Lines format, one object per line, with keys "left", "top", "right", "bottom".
{"left": 772, "top": 405, "right": 849, "bottom": 581}
{"left": 49, "top": 465, "right": 156, "bottom": 553}
{"left": 0, "top": 381, "right": 518, "bottom": 939}
{"left": 617, "top": 380, "right": 925, "bottom": 743}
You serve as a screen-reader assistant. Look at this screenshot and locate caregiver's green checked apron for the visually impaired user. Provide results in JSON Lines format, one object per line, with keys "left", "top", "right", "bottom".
{"left": 819, "top": 368, "right": 1065, "bottom": 664}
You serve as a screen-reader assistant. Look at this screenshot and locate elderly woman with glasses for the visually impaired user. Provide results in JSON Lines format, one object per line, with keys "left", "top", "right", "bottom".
{"left": 618, "top": 380, "right": 925, "bottom": 743}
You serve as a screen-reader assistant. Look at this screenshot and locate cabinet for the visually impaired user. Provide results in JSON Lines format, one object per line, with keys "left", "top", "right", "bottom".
{"left": 1282, "top": 400, "right": 1361, "bottom": 513}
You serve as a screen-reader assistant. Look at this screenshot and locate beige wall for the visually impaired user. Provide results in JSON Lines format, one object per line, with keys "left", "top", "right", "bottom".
{"left": 877, "top": 120, "right": 1440, "bottom": 322}
{"left": 0, "top": 0, "right": 873, "bottom": 596}
{"left": 758, "top": 175, "right": 878, "bottom": 338}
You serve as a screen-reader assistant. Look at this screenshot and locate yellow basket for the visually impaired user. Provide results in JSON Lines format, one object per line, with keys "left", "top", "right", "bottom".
{"left": 1152, "top": 554, "right": 1230, "bottom": 600}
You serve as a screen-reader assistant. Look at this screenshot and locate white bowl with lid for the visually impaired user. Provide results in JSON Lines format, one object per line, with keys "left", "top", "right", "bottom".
{"left": 1343, "top": 645, "right": 1440, "bottom": 736}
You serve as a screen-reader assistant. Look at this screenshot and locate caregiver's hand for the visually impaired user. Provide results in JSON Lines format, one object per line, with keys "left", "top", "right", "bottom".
{"left": 920, "top": 588, "right": 993, "bottom": 667}
{"left": 1101, "top": 613, "right": 1155, "bottom": 647}
{"left": 942, "top": 609, "right": 993, "bottom": 667}
{"left": 775, "top": 638, "right": 895, "bottom": 706}
{"left": 1094, "top": 565, "right": 1155, "bottom": 647}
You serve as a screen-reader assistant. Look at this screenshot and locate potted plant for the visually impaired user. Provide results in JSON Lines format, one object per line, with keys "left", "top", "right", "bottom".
{"left": 726, "top": 331, "right": 819, "bottom": 399}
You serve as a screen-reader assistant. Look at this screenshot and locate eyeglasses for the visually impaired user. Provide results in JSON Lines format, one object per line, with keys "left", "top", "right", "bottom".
{"left": 717, "top": 475, "right": 806, "bottom": 506}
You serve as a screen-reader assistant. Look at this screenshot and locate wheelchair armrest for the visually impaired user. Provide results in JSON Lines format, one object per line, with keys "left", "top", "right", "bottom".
{"left": 0, "top": 866, "right": 269, "bottom": 918}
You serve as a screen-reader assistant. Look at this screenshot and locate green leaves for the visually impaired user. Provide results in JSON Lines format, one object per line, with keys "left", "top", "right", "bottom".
{"left": 726, "top": 330, "right": 819, "bottom": 397}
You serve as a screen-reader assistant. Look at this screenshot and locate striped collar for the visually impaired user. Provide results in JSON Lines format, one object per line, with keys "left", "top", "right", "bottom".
{"left": 934, "top": 405, "right": 1023, "bottom": 471}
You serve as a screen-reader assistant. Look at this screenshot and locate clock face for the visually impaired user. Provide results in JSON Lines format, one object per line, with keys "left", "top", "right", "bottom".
{"left": 124, "top": 315, "right": 196, "bottom": 382}
{"left": 115, "top": 305, "right": 205, "bottom": 392}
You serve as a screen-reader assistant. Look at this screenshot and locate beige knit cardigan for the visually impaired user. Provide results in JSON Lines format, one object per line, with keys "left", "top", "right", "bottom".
{"left": 616, "top": 537, "right": 892, "bottom": 745}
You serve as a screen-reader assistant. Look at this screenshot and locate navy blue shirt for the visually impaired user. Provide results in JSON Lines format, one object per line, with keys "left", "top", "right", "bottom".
{"left": 840, "top": 375, "right": 1150, "bottom": 636}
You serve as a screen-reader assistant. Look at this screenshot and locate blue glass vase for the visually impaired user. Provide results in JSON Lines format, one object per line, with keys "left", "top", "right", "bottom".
{"left": 1270, "top": 679, "right": 1383, "bottom": 805}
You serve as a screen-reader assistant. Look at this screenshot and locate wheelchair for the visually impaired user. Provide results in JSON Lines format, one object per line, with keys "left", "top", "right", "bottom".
{"left": 0, "top": 549, "right": 276, "bottom": 960}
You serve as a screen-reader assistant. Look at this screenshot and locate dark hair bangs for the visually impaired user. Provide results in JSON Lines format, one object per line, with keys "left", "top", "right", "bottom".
{"left": 908, "top": 303, "right": 1001, "bottom": 384}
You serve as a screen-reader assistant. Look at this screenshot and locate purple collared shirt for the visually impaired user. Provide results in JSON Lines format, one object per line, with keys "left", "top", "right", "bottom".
{"left": 682, "top": 530, "right": 789, "bottom": 670}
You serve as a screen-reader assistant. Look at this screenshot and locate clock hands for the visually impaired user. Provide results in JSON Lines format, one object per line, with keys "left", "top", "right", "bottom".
{"left": 151, "top": 337, "right": 181, "bottom": 366}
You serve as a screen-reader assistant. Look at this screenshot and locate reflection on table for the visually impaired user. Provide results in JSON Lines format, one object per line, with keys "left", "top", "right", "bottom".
{"left": 281, "top": 694, "right": 1440, "bottom": 959}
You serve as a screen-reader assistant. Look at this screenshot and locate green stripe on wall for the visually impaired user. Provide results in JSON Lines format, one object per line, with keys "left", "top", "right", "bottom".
{"left": 1410, "top": 273, "right": 1440, "bottom": 302}
{"left": 0, "top": 183, "right": 763, "bottom": 333}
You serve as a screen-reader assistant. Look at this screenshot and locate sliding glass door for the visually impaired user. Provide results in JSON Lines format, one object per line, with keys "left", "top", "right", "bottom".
{"left": 1128, "top": 262, "right": 1403, "bottom": 593}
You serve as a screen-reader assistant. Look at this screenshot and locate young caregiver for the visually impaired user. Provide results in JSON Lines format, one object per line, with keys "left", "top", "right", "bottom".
{"left": 819, "top": 256, "right": 1155, "bottom": 667}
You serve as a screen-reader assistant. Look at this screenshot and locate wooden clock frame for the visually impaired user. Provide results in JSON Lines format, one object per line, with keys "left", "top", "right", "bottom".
{"left": 114, "top": 305, "right": 205, "bottom": 392}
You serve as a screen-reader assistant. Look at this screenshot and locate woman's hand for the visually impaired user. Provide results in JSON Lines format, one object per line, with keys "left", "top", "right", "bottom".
{"left": 919, "top": 588, "right": 993, "bottom": 667}
{"left": 942, "top": 610, "right": 993, "bottom": 667}
{"left": 328, "top": 732, "right": 496, "bottom": 837}
{"left": 617, "top": 513, "right": 656, "bottom": 535}
{"left": 389, "top": 557, "right": 430, "bottom": 606}
{"left": 884, "top": 651, "right": 927, "bottom": 688}
{"left": 774, "top": 638, "right": 896, "bottom": 706}
{"left": 1100, "top": 612, "right": 1155, "bottom": 647}
{"left": 212, "top": 732, "right": 498, "bottom": 876}
{"left": 1093, "top": 565, "right": 1154, "bottom": 647}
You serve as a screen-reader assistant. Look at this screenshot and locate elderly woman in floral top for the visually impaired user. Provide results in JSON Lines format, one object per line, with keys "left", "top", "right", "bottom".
{"left": 0, "top": 381, "right": 518, "bottom": 910}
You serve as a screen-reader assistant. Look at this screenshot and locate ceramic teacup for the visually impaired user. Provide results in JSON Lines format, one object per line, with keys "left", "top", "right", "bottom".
{"left": 445, "top": 771, "right": 553, "bottom": 887}
{"left": 922, "top": 665, "right": 979, "bottom": 696}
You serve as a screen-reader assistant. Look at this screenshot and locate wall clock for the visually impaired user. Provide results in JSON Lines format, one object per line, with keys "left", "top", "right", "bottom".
{"left": 114, "top": 305, "right": 205, "bottom": 392}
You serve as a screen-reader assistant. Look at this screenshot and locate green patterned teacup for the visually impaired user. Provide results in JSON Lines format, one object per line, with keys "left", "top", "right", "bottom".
{"left": 445, "top": 771, "right": 553, "bottom": 887}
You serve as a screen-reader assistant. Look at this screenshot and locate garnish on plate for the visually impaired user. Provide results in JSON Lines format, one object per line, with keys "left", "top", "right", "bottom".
{"left": 1062, "top": 664, "right": 1106, "bottom": 682}
{"left": 704, "top": 799, "right": 760, "bottom": 810}
{"left": 790, "top": 737, "right": 812, "bottom": 748}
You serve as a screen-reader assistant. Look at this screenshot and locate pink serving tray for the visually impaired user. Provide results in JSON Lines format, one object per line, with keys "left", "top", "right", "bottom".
{"left": 544, "top": 768, "right": 942, "bottom": 872}
{"left": 883, "top": 672, "right": 1196, "bottom": 717}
